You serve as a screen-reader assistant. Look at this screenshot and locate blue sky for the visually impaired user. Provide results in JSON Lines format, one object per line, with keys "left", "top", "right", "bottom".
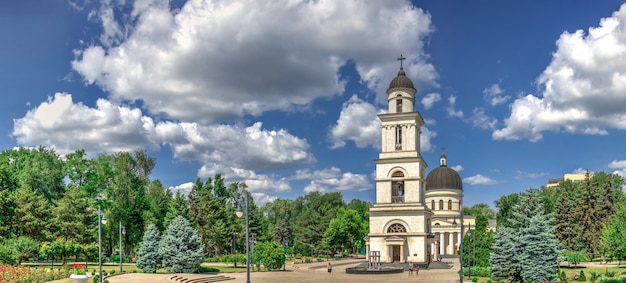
{"left": 2, "top": 0, "right": 626, "bottom": 208}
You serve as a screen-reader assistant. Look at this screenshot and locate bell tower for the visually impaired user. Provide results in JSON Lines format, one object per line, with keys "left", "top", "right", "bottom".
{"left": 366, "top": 55, "right": 434, "bottom": 265}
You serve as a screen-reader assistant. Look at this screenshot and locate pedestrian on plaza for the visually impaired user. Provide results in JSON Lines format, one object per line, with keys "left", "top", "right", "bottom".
{"left": 327, "top": 262, "right": 332, "bottom": 275}
{"left": 408, "top": 262, "right": 413, "bottom": 276}
{"left": 415, "top": 263, "right": 419, "bottom": 276}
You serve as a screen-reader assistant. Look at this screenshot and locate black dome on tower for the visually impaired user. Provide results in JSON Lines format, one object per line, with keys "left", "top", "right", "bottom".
{"left": 425, "top": 152, "right": 463, "bottom": 191}
{"left": 387, "top": 54, "right": 416, "bottom": 92}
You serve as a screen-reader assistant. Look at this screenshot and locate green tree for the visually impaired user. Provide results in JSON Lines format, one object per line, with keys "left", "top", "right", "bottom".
{"left": 463, "top": 203, "right": 496, "bottom": 219}
{"left": 6, "top": 236, "right": 39, "bottom": 264}
{"left": 143, "top": 180, "right": 172, "bottom": 233}
{"left": 12, "top": 186, "right": 52, "bottom": 241}
{"left": 462, "top": 214, "right": 494, "bottom": 267}
{"left": 292, "top": 192, "right": 345, "bottom": 255}
{"left": 136, "top": 224, "right": 162, "bottom": 273}
{"left": 253, "top": 241, "right": 285, "bottom": 271}
{"left": 0, "top": 243, "right": 15, "bottom": 265}
{"left": 323, "top": 208, "right": 365, "bottom": 255}
{"left": 561, "top": 251, "right": 590, "bottom": 268}
{"left": 602, "top": 197, "right": 626, "bottom": 263}
{"left": 164, "top": 191, "right": 189, "bottom": 230}
{"left": 52, "top": 187, "right": 92, "bottom": 243}
{"left": 494, "top": 193, "right": 520, "bottom": 228}
{"left": 159, "top": 216, "right": 204, "bottom": 273}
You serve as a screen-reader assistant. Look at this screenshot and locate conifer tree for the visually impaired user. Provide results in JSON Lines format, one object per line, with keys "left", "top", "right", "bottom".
{"left": 519, "top": 213, "right": 559, "bottom": 283}
{"left": 136, "top": 224, "right": 162, "bottom": 273}
{"left": 159, "top": 216, "right": 204, "bottom": 273}
{"left": 490, "top": 227, "right": 519, "bottom": 282}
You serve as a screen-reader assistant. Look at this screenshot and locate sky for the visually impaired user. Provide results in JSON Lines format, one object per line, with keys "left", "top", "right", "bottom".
{"left": 2, "top": 0, "right": 626, "bottom": 209}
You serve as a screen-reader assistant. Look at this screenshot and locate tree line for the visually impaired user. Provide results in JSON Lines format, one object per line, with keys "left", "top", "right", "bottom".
{"left": 460, "top": 172, "right": 626, "bottom": 283}
{"left": 0, "top": 147, "right": 370, "bottom": 265}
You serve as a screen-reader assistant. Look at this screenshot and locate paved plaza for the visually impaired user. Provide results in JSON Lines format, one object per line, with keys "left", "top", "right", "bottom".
{"left": 106, "top": 258, "right": 462, "bottom": 283}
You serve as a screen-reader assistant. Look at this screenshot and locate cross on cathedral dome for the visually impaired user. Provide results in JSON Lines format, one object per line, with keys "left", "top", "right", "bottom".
{"left": 387, "top": 54, "right": 416, "bottom": 92}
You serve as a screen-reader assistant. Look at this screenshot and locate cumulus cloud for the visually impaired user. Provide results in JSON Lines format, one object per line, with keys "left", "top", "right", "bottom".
{"left": 329, "top": 95, "right": 384, "bottom": 149}
{"left": 421, "top": 92, "right": 441, "bottom": 110}
{"left": 169, "top": 182, "right": 195, "bottom": 196}
{"left": 446, "top": 95, "right": 463, "bottom": 118}
{"left": 329, "top": 95, "right": 437, "bottom": 152}
{"left": 608, "top": 160, "right": 626, "bottom": 177}
{"left": 471, "top": 108, "right": 498, "bottom": 130}
{"left": 494, "top": 4, "right": 626, "bottom": 141}
{"left": 72, "top": 0, "right": 437, "bottom": 123}
{"left": 197, "top": 163, "right": 292, "bottom": 193}
{"left": 450, "top": 165, "right": 464, "bottom": 172}
{"left": 157, "top": 121, "right": 315, "bottom": 170}
{"left": 12, "top": 93, "right": 158, "bottom": 155}
{"left": 297, "top": 167, "right": 372, "bottom": 193}
{"left": 483, "top": 83, "right": 510, "bottom": 106}
{"left": 463, "top": 174, "right": 496, "bottom": 185}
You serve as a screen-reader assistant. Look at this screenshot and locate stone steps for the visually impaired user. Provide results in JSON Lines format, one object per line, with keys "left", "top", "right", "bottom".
{"left": 168, "top": 274, "right": 235, "bottom": 283}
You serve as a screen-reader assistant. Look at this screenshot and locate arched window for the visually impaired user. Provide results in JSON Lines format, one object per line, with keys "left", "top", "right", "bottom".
{"left": 396, "top": 99, "right": 403, "bottom": 113}
{"left": 448, "top": 200, "right": 452, "bottom": 210}
{"left": 431, "top": 200, "right": 435, "bottom": 210}
{"left": 392, "top": 171, "right": 404, "bottom": 177}
{"left": 395, "top": 127, "right": 402, "bottom": 150}
{"left": 439, "top": 199, "right": 443, "bottom": 210}
{"left": 387, "top": 223, "right": 407, "bottom": 233}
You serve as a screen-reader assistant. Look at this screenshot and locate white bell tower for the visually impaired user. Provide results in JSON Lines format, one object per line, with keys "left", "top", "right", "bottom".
{"left": 366, "top": 55, "right": 434, "bottom": 265}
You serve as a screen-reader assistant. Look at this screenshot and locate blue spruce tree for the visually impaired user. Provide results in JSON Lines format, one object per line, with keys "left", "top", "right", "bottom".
{"left": 159, "top": 215, "right": 205, "bottom": 273}
{"left": 136, "top": 224, "right": 162, "bottom": 273}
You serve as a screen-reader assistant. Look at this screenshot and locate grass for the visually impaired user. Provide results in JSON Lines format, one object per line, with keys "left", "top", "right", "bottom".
{"left": 462, "top": 265, "right": 626, "bottom": 283}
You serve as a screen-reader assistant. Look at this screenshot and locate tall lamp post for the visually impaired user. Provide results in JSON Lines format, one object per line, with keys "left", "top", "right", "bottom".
{"left": 97, "top": 205, "right": 106, "bottom": 283}
{"left": 119, "top": 222, "right": 125, "bottom": 273}
{"left": 282, "top": 239, "right": 288, "bottom": 271}
{"left": 467, "top": 224, "right": 472, "bottom": 281}
{"left": 236, "top": 192, "right": 250, "bottom": 283}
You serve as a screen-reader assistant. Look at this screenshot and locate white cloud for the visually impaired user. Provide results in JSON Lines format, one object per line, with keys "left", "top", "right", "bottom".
{"left": 421, "top": 92, "right": 441, "bottom": 110}
{"left": 514, "top": 170, "right": 549, "bottom": 180}
{"left": 450, "top": 165, "right": 464, "bottom": 172}
{"left": 158, "top": 121, "right": 315, "bottom": 170}
{"left": 169, "top": 182, "right": 195, "bottom": 196}
{"left": 463, "top": 174, "right": 496, "bottom": 185}
{"left": 608, "top": 160, "right": 626, "bottom": 177}
{"left": 329, "top": 95, "right": 437, "bottom": 152}
{"left": 471, "top": 108, "right": 497, "bottom": 130}
{"left": 494, "top": 4, "right": 626, "bottom": 141}
{"left": 197, "top": 164, "right": 292, "bottom": 194}
{"left": 300, "top": 167, "right": 372, "bottom": 193}
{"left": 483, "top": 83, "right": 510, "bottom": 106}
{"left": 12, "top": 93, "right": 158, "bottom": 155}
{"left": 446, "top": 95, "right": 463, "bottom": 118}
{"left": 329, "top": 95, "right": 383, "bottom": 149}
{"left": 72, "top": 0, "right": 437, "bottom": 123}
{"left": 572, "top": 168, "right": 589, "bottom": 174}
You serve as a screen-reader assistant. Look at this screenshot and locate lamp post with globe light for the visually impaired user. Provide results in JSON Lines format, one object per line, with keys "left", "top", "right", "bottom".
{"left": 97, "top": 205, "right": 106, "bottom": 283}
{"left": 236, "top": 192, "right": 250, "bottom": 283}
{"left": 119, "top": 222, "right": 125, "bottom": 273}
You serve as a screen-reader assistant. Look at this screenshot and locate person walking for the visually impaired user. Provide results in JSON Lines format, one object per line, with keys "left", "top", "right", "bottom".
{"left": 415, "top": 263, "right": 419, "bottom": 276}
{"left": 408, "top": 262, "right": 413, "bottom": 276}
{"left": 327, "top": 262, "right": 332, "bottom": 275}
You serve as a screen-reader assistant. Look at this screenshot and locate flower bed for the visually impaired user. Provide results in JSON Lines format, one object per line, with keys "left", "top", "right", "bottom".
{"left": 0, "top": 264, "right": 71, "bottom": 283}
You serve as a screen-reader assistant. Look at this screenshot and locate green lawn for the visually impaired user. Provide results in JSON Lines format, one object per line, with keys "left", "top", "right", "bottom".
{"left": 466, "top": 265, "right": 626, "bottom": 283}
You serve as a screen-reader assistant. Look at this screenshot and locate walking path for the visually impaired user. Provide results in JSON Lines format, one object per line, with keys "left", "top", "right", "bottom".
{"left": 105, "top": 258, "right": 462, "bottom": 283}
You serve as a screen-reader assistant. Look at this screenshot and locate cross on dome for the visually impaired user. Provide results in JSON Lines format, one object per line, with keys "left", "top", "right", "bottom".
{"left": 397, "top": 54, "right": 406, "bottom": 69}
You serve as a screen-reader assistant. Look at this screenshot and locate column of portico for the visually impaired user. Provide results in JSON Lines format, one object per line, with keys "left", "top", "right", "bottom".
{"left": 430, "top": 243, "right": 435, "bottom": 260}
{"left": 448, "top": 232, "right": 454, "bottom": 255}
{"left": 439, "top": 233, "right": 445, "bottom": 255}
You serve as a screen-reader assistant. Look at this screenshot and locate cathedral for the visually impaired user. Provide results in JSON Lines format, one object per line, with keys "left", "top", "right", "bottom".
{"left": 365, "top": 56, "right": 467, "bottom": 265}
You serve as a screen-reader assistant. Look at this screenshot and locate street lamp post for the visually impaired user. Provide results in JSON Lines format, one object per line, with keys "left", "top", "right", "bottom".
{"left": 236, "top": 192, "right": 250, "bottom": 283}
{"left": 282, "top": 239, "right": 288, "bottom": 271}
{"left": 97, "top": 205, "right": 106, "bottom": 283}
{"left": 467, "top": 224, "right": 472, "bottom": 281}
{"left": 119, "top": 222, "right": 125, "bottom": 273}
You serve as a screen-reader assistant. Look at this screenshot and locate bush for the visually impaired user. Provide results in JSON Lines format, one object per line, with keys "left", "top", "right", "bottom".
{"left": 461, "top": 266, "right": 490, "bottom": 277}
{"left": 605, "top": 269, "right": 616, "bottom": 277}
{"left": 578, "top": 270, "right": 586, "bottom": 282}
{"left": 597, "top": 278, "right": 626, "bottom": 283}
{"left": 486, "top": 280, "right": 492, "bottom": 283}
{"left": 109, "top": 269, "right": 115, "bottom": 274}
{"left": 198, "top": 266, "right": 220, "bottom": 273}
{"left": 92, "top": 274, "right": 99, "bottom": 283}
{"left": 472, "top": 277, "right": 478, "bottom": 282}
